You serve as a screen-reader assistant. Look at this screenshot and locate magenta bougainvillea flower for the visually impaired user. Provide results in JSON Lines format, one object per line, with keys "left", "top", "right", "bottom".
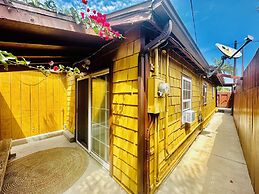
{"left": 53, "top": 66, "right": 59, "bottom": 71}
{"left": 82, "top": 0, "right": 88, "bottom": 5}
{"left": 80, "top": 12, "right": 85, "bottom": 19}
{"left": 80, "top": 1, "right": 124, "bottom": 40}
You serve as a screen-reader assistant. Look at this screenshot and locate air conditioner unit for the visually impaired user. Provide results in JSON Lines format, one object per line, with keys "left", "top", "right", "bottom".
{"left": 183, "top": 110, "right": 196, "bottom": 124}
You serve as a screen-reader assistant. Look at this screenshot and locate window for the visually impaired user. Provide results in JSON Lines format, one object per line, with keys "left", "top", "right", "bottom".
{"left": 212, "top": 86, "right": 215, "bottom": 98}
{"left": 182, "top": 76, "right": 192, "bottom": 112}
{"left": 203, "top": 83, "right": 207, "bottom": 105}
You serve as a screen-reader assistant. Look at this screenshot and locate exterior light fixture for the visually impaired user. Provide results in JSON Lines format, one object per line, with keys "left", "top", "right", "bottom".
{"left": 158, "top": 82, "right": 170, "bottom": 97}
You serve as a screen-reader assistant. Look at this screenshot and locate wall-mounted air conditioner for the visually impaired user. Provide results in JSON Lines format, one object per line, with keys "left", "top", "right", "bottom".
{"left": 183, "top": 110, "right": 196, "bottom": 124}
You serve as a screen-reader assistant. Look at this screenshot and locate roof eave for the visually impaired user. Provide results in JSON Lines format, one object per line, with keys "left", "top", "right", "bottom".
{"left": 108, "top": 0, "right": 210, "bottom": 74}
{"left": 157, "top": 0, "right": 210, "bottom": 70}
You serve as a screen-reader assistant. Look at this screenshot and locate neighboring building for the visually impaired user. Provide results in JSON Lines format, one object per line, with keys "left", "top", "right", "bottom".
{"left": 0, "top": 0, "right": 223, "bottom": 193}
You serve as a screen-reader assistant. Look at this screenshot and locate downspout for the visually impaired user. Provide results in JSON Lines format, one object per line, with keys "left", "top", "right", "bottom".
{"left": 141, "top": 20, "right": 173, "bottom": 189}
{"left": 143, "top": 20, "right": 173, "bottom": 53}
{"left": 164, "top": 50, "right": 170, "bottom": 159}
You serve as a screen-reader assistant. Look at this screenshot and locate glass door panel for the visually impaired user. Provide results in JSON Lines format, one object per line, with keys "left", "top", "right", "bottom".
{"left": 77, "top": 78, "right": 89, "bottom": 149}
{"left": 91, "top": 74, "right": 110, "bottom": 163}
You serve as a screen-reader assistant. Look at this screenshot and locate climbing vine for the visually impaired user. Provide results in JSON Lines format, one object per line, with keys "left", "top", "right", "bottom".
{"left": 0, "top": 50, "right": 81, "bottom": 76}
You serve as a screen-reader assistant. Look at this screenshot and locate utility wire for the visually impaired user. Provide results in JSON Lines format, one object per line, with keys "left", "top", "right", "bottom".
{"left": 189, "top": 0, "right": 198, "bottom": 43}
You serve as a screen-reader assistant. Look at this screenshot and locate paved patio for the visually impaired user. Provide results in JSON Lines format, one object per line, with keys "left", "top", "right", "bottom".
{"left": 11, "top": 111, "right": 254, "bottom": 194}
{"left": 12, "top": 135, "right": 125, "bottom": 194}
{"left": 157, "top": 112, "right": 254, "bottom": 194}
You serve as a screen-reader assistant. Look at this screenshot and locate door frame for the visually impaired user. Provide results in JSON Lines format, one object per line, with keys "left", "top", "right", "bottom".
{"left": 76, "top": 69, "right": 110, "bottom": 170}
{"left": 76, "top": 75, "right": 91, "bottom": 153}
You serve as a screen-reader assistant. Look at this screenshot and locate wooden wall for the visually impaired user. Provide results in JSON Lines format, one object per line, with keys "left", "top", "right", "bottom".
{"left": 111, "top": 29, "right": 141, "bottom": 194}
{"left": 65, "top": 75, "right": 76, "bottom": 134}
{"left": 0, "top": 71, "right": 67, "bottom": 140}
{"left": 149, "top": 50, "right": 217, "bottom": 193}
{"left": 234, "top": 49, "right": 259, "bottom": 193}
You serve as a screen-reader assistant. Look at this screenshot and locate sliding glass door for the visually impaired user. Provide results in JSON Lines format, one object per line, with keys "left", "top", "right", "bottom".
{"left": 91, "top": 74, "right": 110, "bottom": 164}
{"left": 76, "top": 70, "right": 110, "bottom": 167}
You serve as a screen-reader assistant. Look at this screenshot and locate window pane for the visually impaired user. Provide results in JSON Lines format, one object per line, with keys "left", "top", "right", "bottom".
{"left": 183, "top": 102, "right": 187, "bottom": 110}
{"left": 183, "top": 101, "right": 191, "bottom": 110}
{"left": 183, "top": 90, "right": 187, "bottom": 99}
{"left": 91, "top": 74, "right": 110, "bottom": 164}
{"left": 187, "top": 91, "right": 191, "bottom": 99}
{"left": 187, "top": 82, "right": 190, "bottom": 90}
{"left": 182, "top": 77, "right": 192, "bottom": 112}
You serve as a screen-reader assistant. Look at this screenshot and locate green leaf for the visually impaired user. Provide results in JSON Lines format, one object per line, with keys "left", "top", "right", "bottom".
{"left": 0, "top": 53, "right": 8, "bottom": 64}
{"left": 73, "top": 67, "right": 80, "bottom": 74}
{"left": 59, "top": 64, "right": 65, "bottom": 70}
{"left": 93, "top": 26, "right": 99, "bottom": 34}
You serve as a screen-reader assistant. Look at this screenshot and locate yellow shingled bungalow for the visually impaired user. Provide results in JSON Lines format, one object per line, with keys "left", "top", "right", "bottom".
{"left": 0, "top": 0, "right": 223, "bottom": 193}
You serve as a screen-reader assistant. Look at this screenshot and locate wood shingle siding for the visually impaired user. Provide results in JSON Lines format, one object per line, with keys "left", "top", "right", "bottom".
{"left": 148, "top": 49, "right": 216, "bottom": 193}
{"left": 111, "top": 33, "right": 141, "bottom": 194}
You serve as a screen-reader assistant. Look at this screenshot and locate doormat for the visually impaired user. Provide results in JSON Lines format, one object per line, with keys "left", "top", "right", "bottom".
{"left": 1, "top": 147, "right": 88, "bottom": 194}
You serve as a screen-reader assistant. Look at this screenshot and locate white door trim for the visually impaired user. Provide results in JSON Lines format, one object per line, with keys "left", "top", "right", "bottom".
{"left": 76, "top": 69, "right": 110, "bottom": 170}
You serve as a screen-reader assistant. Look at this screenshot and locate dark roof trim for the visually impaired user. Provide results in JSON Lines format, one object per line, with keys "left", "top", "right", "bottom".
{"left": 143, "top": 20, "right": 173, "bottom": 52}
{"left": 0, "top": 0, "right": 99, "bottom": 37}
{"left": 107, "top": 1, "right": 153, "bottom": 21}
{"left": 108, "top": 0, "right": 210, "bottom": 72}
{"left": 158, "top": 0, "right": 210, "bottom": 69}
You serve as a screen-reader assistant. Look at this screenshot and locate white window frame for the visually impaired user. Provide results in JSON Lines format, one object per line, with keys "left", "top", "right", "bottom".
{"left": 203, "top": 82, "right": 207, "bottom": 105}
{"left": 182, "top": 76, "right": 192, "bottom": 114}
{"left": 212, "top": 86, "right": 215, "bottom": 99}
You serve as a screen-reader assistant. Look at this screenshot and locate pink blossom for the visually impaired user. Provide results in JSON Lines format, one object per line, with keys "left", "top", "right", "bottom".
{"left": 53, "top": 66, "right": 59, "bottom": 71}
{"left": 103, "top": 22, "right": 110, "bottom": 28}
{"left": 80, "top": 12, "right": 85, "bottom": 19}
{"left": 82, "top": 0, "right": 88, "bottom": 4}
{"left": 49, "top": 61, "right": 54, "bottom": 66}
{"left": 99, "top": 31, "right": 104, "bottom": 37}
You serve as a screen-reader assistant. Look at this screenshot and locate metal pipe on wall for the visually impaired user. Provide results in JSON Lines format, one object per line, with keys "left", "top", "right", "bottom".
{"left": 154, "top": 48, "right": 159, "bottom": 77}
{"left": 154, "top": 116, "right": 159, "bottom": 184}
{"left": 153, "top": 47, "right": 160, "bottom": 185}
{"left": 164, "top": 50, "right": 170, "bottom": 158}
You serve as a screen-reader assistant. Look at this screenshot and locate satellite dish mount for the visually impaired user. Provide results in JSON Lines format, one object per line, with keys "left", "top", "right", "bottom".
{"left": 208, "top": 35, "right": 254, "bottom": 78}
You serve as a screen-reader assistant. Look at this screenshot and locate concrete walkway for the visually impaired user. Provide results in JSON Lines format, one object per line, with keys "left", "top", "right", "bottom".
{"left": 157, "top": 112, "right": 254, "bottom": 194}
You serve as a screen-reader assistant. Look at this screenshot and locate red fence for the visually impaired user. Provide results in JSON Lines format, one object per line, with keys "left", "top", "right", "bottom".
{"left": 217, "top": 92, "right": 232, "bottom": 108}
{"left": 234, "top": 49, "right": 259, "bottom": 193}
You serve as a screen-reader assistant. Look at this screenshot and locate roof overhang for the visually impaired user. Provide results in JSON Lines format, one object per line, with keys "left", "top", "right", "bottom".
{"left": 0, "top": 0, "right": 108, "bottom": 70}
{"left": 108, "top": 0, "right": 210, "bottom": 72}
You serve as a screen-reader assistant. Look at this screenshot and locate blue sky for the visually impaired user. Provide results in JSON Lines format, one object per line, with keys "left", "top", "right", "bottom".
{"left": 171, "top": 0, "right": 259, "bottom": 76}
{"left": 61, "top": 0, "right": 259, "bottom": 76}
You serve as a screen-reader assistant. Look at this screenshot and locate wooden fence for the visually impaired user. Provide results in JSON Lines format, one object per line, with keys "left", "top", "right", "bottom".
{"left": 234, "top": 49, "right": 259, "bottom": 193}
{"left": 217, "top": 92, "right": 232, "bottom": 108}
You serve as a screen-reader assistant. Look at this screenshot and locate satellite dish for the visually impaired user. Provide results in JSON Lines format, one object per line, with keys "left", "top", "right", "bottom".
{"left": 216, "top": 43, "right": 242, "bottom": 59}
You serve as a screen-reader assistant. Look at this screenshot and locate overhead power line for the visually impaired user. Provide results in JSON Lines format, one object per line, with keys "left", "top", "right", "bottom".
{"left": 189, "top": 0, "right": 198, "bottom": 44}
